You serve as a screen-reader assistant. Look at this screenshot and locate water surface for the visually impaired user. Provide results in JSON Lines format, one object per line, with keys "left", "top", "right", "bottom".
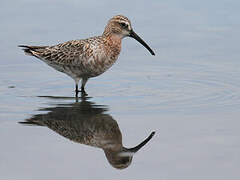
{"left": 1, "top": 0, "right": 240, "bottom": 180}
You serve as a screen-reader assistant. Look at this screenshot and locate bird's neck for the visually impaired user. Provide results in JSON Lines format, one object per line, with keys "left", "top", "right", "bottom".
{"left": 103, "top": 34, "right": 122, "bottom": 59}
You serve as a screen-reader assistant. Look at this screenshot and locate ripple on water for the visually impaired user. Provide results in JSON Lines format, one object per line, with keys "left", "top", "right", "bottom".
{"left": 97, "top": 63, "right": 240, "bottom": 112}
{"left": 154, "top": 65, "right": 240, "bottom": 111}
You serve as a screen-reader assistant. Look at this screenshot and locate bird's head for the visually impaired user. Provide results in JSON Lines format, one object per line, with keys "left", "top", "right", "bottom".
{"left": 103, "top": 15, "right": 155, "bottom": 55}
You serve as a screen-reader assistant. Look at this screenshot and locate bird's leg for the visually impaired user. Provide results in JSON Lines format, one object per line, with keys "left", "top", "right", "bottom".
{"left": 75, "top": 84, "right": 79, "bottom": 97}
{"left": 74, "top": 79, "right": 81, "bottom": 97}
{"left": 81, "top": 78, "right": 88, "bottom": 96}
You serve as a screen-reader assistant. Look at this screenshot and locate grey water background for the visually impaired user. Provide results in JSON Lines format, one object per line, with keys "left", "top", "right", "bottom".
{"left": 1, "top": 0, "right": 240, "bottom": 179}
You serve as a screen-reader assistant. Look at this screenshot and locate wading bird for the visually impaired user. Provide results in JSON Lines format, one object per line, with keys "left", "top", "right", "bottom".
{"left": 19, "top": 15, "right": 155, "bottom": 97}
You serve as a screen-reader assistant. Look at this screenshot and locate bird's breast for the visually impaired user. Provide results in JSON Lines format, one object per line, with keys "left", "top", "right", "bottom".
{"left": 82, "top": 40, "right": 121, "bottom": 77}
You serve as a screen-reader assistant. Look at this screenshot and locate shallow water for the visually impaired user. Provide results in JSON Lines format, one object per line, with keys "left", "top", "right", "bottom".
{"left": 1, "top": 0, "right": 240, "bottom": 180}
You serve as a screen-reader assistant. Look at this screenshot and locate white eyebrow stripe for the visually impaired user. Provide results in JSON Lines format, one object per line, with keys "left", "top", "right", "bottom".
{"left": 118, "top": 20, "right": 130, "bottom": 28}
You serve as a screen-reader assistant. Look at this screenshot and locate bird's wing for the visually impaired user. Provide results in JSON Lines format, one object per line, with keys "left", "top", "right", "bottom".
{"left": 19, "top": 40, "right": 93, "bottom": 66}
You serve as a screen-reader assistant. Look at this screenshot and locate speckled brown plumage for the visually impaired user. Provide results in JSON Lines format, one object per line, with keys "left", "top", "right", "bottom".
{"left": 19, "top": 15, "right": 155, "bottom": 97}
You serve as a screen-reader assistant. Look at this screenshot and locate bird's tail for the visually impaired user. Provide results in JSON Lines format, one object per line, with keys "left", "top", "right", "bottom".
{"left": 19, "top": 119, "right": 44, "bottom": 126}
{"left": 18, "top": 45, "right": 48, "bottom": 56}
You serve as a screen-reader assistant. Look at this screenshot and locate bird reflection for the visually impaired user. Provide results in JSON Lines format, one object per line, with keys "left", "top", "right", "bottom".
{"left": 19, "top": 97, "right": 155, "bottom": 169}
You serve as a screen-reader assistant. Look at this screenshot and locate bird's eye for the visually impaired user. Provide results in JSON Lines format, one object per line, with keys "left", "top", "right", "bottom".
{"left": 120, "top": 22, "right": 128, "bottom": 28}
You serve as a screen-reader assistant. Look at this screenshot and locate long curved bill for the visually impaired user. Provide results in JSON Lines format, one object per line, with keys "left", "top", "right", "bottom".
{"left": 129, "top": 30, "right": 155, "bottom": 56}
{"left": 126, "top": 131, "right": 155, "bottom": 153}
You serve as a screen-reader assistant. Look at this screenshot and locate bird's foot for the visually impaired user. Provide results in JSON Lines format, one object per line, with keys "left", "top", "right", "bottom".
{"left": 75, "top": 89, "right": 88, "bottom": 97}
{"left": 80, "top": 90, "right": 88, "bottom": 96}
